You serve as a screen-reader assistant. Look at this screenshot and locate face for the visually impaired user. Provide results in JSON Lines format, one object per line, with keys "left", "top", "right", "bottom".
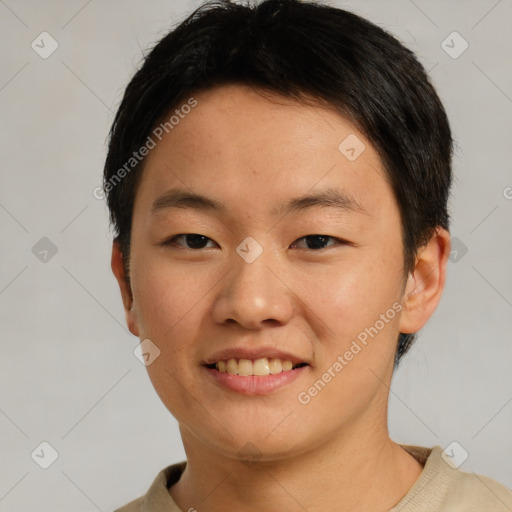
{"left": 115, "top": 84, "right": 426, "bottom": 461}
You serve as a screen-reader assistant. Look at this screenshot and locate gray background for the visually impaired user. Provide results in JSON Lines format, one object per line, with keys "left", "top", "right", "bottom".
{"left": 1, "top": 0, "right": 511, "bottom": 510}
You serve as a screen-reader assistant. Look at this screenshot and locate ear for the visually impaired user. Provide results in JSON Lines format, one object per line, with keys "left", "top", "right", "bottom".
{"left": 111, "top": 241, "right": 140, "bottom": 337}
{"left": 399, "top": 227, "right": 451, "bottom": 334}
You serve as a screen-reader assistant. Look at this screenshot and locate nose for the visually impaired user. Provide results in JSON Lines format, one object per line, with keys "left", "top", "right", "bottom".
{"left": 211, "top": 245, "right": 295, "bottom": 329}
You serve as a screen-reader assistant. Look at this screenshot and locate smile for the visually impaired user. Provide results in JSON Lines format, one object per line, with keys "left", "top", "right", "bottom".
{"left": 206, "top": 357, "right": 308, "bottom": 376}
{"left": 204, "top": 357, "right": 310, "bottom": 395}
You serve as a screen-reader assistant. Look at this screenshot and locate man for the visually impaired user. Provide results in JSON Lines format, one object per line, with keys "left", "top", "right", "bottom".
{"left": 105, "top": 1, "right": 512, "bottom": 510}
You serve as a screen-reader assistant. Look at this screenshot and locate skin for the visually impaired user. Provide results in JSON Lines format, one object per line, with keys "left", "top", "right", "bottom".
{"left": 112, "top": 83, "right": 450, "bottom": 511}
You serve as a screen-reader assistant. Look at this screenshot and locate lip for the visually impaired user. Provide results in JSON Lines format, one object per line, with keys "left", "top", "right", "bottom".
{"left": 204, "top": 364, "right": 309, "bottom": 395}
{"left": 203, "top": 346, "right": 308, "bottom": 366}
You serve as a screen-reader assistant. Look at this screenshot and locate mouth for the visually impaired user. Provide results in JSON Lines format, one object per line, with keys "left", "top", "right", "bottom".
{"left": 203, "top": 357, "right": 309, "bottom": 395}
{"left": 205, "top": 358, "right": 309, "bottom": 376}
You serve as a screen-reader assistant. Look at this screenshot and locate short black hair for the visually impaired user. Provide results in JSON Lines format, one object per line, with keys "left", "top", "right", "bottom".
{"left": 103, "top": 0, "right": 453, "bottom": 366}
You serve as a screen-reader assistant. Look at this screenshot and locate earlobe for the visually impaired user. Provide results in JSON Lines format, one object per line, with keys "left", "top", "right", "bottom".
{"left": 111, "top": 241, "right": 140, "bottom": 337}
{"left": 399, "top": 227, "right": 451, "bottom": 334}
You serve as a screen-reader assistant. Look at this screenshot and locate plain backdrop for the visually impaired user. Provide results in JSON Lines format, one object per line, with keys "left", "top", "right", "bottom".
{"left": 1, "top": 0, "right": 511, "bottom": 510}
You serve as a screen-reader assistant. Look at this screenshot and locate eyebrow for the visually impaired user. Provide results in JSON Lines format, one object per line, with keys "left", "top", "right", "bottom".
{"left": 151, "top": 187, "right": 368, "bottom": 217}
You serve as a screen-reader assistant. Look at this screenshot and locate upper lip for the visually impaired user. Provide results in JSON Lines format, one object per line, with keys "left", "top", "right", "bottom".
{"left": 203, "top": 346, "right": 309, "bottom": 366}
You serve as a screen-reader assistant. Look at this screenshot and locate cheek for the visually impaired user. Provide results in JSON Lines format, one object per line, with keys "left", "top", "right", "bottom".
{"left": 294, "top": 263, "right": 401, "bottom": 420}
{"left": 129, "top": 259, "right": 214, "bottom": 407}
{"left": 293, "top": 249, "right": 404, "bottom": 374}
{"left": 130, "top": 256, "right": 216, "bottom": 345}
{"left": 299, "top": 252, "right": 401, "bottom": 327}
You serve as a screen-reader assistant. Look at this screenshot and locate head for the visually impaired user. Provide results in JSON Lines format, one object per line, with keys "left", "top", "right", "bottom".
{"left": 106, "top": 0, "right": 452, "bottom": 460}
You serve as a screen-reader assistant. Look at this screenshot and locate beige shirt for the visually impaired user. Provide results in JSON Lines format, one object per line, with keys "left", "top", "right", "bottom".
{"left": 114, "top": 445, "right": 512, "bottom": 511}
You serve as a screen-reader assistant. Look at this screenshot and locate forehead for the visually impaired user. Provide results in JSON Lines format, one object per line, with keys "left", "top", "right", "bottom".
{"left": 135, "top": 83, "right": 396, "bottom": 221}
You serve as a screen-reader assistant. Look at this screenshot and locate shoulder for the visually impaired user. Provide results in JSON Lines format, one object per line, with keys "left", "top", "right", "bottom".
{"left": 393, "top": 445, "right": 512, "bottom": 512}
{"left": 113, "top": 495, "right": 144, "bottom": 512}
{"left": 442, "top": 465, "right": 512, "bottom": 510}
{"left": 113, "top": 461, "right": 187, "bottom": 512}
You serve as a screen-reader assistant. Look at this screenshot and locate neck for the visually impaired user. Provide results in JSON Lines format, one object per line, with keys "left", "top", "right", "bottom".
{"left": 169, "top": 419, "right": 423, "bottom": 512}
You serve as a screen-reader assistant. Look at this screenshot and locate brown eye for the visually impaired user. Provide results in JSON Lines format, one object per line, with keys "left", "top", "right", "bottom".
{"left": 163, "top": 234, "right": 216, "bottom": 249}
{"left": 291, "top": 235, "right": 343, "bottom": 250}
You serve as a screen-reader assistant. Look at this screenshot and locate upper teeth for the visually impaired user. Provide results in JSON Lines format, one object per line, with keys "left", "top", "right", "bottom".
{"left": 216, "top": 358, "right": 296, "bottom": 376}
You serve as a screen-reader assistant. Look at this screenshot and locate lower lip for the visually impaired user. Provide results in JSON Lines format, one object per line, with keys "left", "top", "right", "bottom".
{"left": 204, "top": 365, "right": 309, "bottom": 395}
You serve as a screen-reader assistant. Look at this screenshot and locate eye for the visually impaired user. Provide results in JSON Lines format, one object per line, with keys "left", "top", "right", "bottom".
{"left": 162, "top": 234, "right": 217, "bottom": 250}
{"left": 291, "top": 235, "right": 345, "bottom": 250}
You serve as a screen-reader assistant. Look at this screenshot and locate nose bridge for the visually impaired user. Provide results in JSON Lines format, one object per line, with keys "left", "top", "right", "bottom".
{"left": 212, "top": 236, "right": 294, "bottom": 328}
{"left": 233, "top": 239, "right": 276, "bottom": 291}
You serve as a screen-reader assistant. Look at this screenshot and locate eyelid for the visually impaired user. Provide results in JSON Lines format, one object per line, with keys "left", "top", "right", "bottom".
{"left": 160, "top": 234, "right": 217, "bottom": 249}
{"left": 291, "top": 235, "right": 348, "bottom": 249}
{"left": 160, "top": 234, "right": 351, "bottom": 250}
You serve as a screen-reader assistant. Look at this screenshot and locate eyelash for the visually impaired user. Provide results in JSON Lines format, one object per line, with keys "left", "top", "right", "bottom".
{"left": 161, "top": 234, "right": 348, "bottom": 251}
